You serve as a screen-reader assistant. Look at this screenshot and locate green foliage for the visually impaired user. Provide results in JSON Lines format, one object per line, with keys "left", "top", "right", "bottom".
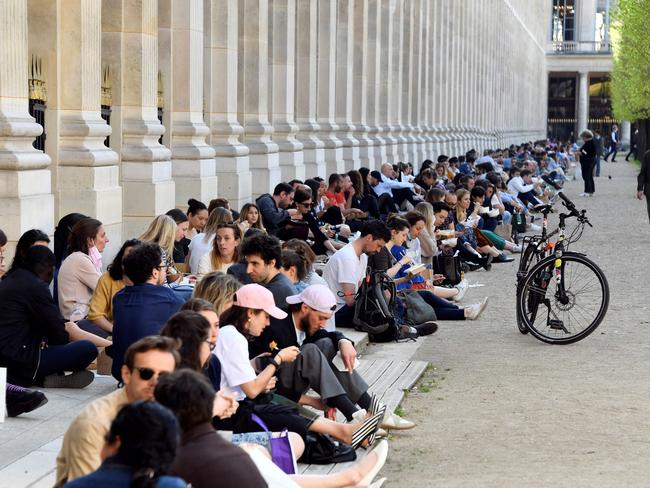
{"left": 611, "top": 0, "right": 650, "bottom": 121}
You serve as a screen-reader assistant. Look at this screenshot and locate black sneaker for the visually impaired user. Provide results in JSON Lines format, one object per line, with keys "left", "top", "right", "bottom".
{"left": 396, "top": 324, "right": 418, "bottom": 342}
{"left": 413, "top": 321, "right": 438, "bottom": 336}
{"left": 6, "top": 384, "right": 48, "bottom": 417}
{"left": 481, "top": 254, "right": 494, "bottom": 271}
{"left": 42, "top": 370, "right": 95, "bottom": 389}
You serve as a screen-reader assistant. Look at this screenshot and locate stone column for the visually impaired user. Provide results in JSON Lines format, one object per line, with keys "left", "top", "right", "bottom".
{"left": 166, "top": 0, "right": 217, "bottom": 208}
{"left": 56, "top": 0, "right": 122, "bottom": 248}
{"left": 120, "top": 0, "right": 174, "bottom": 237}
{"left": 204, "top": 0, "right": 251, "bottom": 209}
{"left": 294, "top": 0, "right": 324, "bottom": 178}
{"left": 0, "top": 0, "right": 54, "bottom": 252}
{"left": 392, "top": 0, "right": 408, "bottom": 162}
{"left": 421, "top": 0, "right": 434, "bottom": 160}
{"left": 316, "top": 0, "right": 344, "bottom": 175}
{"left": 410, "top": 0, "right": 426, "bottom": 164}
{"left": 351, "top": 0, "right": 374, "bottom": 170}
{"left": 269, "top": 0, "right": 305, "bottom": 181}
{"left": 401, "top": 0, "right": 415, "bottom": 164}
{"left": 430, "top": 0, "right": 442, "bottom": 155}
{"left": 367, "top": 0, "right": 386, "bottom": 166}
{"left": 577, "top": 71, "right": 589, "bottom": 134}
{"left": 334, "top": 0, "right": 360, "bottom": 171}
{"left": 238, "top": 0, "right": 280, "bottom": 196}
{"left": 379, "top": 0, "right": 397, "bottom": 164}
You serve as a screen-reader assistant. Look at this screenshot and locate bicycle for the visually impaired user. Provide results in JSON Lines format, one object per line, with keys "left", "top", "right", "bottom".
{"left": 515, "top": 192, "right": 610, "bottom": 344}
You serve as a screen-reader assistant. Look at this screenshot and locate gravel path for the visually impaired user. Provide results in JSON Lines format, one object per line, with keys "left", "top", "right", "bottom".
{"left": 382, "top": 160, "right": 650, "bottom": 487}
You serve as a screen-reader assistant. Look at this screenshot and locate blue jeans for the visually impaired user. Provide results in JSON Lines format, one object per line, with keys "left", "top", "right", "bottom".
{"left": 34, "top": 340, "right": 97, "bottom": 383}
{"left": 418, "top": 290, "right": 465, "bottom": 320}
{"left": 517, "top": 190, "right": 542, "bottom": 208}
{"left": 604, "top": 143, "right": 618, "bottom": 162}
{"left": 335, "top": 304, "right": 356, "bottom": 328}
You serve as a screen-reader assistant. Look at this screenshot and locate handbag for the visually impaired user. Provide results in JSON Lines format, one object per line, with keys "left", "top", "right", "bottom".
{"left": 400, "top": 290, "right": 437, "bottom": 323}
{"left": 298, "top": 433, "right": 357, "bottom": 465}
{"left": 251, "top": 413, "right": 297, "bottom": 474}
{"left": 432, "top": 254, "right": 462, "bottom": 285}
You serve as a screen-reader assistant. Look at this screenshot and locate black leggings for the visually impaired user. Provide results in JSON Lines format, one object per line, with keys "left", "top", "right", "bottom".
{"left": 214, "top": 398, "right": 314, "bottom": 438}
{"left": 580, "top": 159, "right": 595, "bottom": 194}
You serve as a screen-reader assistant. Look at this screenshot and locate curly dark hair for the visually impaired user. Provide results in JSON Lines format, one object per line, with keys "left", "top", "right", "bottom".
{"left": 155, "top": 369, "right": 216, "bottom": 432}
{"left": 160, "top": 311, "right": 211, "bottom": 372}
{"left": 106, "top": 401, "right": 180, "bottom": 488}
{"left": 122, "top": 242, "right": 162, "bottom": 285}
{"left": 240, "top": 233, "right": 282, "bottom": 269}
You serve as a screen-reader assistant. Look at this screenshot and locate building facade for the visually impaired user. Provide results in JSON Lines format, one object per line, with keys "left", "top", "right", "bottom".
{"left": 1, "top": 0, "right": 548, "bottom": 257}
{"left": 545, "top": 0, "right": 628, "bottom": 145}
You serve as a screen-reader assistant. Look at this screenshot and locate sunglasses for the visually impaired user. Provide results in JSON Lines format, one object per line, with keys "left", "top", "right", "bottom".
{"left": 134, "top": 367, "right": 169, "bottom": 381}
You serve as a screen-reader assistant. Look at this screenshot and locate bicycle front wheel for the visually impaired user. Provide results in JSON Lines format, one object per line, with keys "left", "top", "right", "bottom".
{"left": 517, "top": 253, "right": 609, "bottom": 344}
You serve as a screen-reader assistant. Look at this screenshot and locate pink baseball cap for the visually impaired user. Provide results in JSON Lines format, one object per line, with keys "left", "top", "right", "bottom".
{"left": 233, "top": 284, "right": 288, "bottom": 319}
{"left": 286, "top": 285, "right": 337, "bottom": 314}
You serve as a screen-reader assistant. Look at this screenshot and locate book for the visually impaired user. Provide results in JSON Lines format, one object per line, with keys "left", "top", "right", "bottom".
{"left": 405, "top": 263, "right": 426, "bottom": 275}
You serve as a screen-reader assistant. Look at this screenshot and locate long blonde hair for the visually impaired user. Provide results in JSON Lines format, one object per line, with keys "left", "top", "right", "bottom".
{"left": 139, "top": 215, "right": 176, "bottom": 260}
{"left": 455, "top": 189, "right": 470, "bottom": 223}
{"left": 202, "top": 207, "right": 233, "bottom": 244}
{"left": 193, "top": 272, "right": 242, "bottom": 315}
{"left": 415, "top": 202, "right": 434, "bottom": 234}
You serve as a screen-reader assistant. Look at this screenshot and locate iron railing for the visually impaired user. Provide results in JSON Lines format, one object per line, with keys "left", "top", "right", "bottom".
{"left": 550, "top": 40, "right": 611, "bottom": 54}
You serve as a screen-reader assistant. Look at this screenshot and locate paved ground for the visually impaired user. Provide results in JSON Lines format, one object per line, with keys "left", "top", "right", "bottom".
{"left": 382, "top": 160, "right": 650, "bottom": 487}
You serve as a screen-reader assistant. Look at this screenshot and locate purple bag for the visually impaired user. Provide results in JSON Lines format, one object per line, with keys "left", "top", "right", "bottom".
{"left": 251, "top": 413, "right": 297, "bottom": 474}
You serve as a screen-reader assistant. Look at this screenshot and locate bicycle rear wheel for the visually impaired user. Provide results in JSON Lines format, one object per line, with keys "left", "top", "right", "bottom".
{"left": 517, "top": 253, "right": 609, "bottom": 344}
{"left": 515, "top": 240, "right": 544, "bottom": 335}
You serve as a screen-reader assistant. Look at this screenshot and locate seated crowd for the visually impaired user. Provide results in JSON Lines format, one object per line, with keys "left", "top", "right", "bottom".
{"left": 0, "top": 141, "right": 572, "bottom": 487}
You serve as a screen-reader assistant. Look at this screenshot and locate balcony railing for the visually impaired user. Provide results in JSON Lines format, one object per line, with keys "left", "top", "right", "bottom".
{"left": 550, "top": 40, "right": 612, "bottom": 54}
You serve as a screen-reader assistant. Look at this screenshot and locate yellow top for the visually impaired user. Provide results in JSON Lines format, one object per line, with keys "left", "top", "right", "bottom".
{"left": 87, "top": 272, "right": 125, "bottom": 322}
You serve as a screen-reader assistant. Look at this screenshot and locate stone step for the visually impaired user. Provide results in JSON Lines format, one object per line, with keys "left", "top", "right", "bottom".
{"left": 298, "top": 357, "right": 429, "bottom": 476}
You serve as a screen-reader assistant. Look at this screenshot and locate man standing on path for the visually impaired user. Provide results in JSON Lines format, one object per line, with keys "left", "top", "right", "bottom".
{"left": 604, "top": 124, "right": 619, "bottom": 162}
{"left": 637, "top": 149, "right": 650, "bottom": 224}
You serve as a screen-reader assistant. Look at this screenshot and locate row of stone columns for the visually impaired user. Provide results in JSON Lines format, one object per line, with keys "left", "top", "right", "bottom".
{"left": 0, "top": 0, "right": 549, "bottom": 256}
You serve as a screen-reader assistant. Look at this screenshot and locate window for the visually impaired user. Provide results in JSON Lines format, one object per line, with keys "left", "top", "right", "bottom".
{"left": 551, "top": 0, "right": 576, "bottom": 44}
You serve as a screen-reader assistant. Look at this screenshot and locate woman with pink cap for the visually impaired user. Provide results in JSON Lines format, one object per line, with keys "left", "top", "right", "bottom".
{"left": 214, "top": 283, "right": 383, "bottom": 449}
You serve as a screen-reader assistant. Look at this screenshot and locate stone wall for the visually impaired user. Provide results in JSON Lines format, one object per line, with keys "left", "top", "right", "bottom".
{"left": 0, "top": 0, "right": 548, "bottom": 256}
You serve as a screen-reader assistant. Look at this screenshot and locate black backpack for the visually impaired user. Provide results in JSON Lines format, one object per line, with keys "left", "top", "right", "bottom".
{"left": 353, "top": 269, "right": 397, "bottom": 341}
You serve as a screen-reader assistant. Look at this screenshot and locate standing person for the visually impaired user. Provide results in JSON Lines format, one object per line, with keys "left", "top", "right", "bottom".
{"left": 323, "top": 220, "right": 390, "bottom": 330}
{"left": 604, "top": 124, "right": 619, "bottom": 162}
{"left": 593, "top": 130, "right": 603, "bottom": 177}
{"left": 638, "top": 149, "right": 650, "bottom": 224}
{"left": 578, "top": 130, "right": 597, "bottom": 197}
{"left": 626, "top": 129, "right": 639, "bottom": 162}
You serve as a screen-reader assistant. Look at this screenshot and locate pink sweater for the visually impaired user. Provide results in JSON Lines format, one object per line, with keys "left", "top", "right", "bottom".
{"left": 57, "top": 252, "right": 101, "bottom": 320}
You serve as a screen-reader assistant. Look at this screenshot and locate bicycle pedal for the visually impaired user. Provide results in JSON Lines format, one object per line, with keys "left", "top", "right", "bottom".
{"left": 549, "top": 319, "right": 568, "bottom": 333}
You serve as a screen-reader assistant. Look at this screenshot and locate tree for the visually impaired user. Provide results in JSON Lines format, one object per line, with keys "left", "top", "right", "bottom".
{"left": 610, "top": 0, "right": 650, "bottom": 158}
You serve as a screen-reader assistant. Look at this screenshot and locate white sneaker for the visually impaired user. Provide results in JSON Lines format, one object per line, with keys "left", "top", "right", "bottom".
{"left": 512, "top": 244, "right": 523, "bottom": 253}
{"left": 579, "top": 192, "right": 589, "bottom": 197}
{"left": 380, "top": 411, "right": 416, "bottom": 430}
{"left": 452, "top": 279, "right": 468, "bottom": 302}
{"left": 466, "top": 297, "right": 488, "bottom": 320}
{"left": 529, "top": 223, "right": 542, "bottom": 232}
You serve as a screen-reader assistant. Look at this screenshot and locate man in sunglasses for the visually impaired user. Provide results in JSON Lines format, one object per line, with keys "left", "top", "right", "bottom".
{"left": 248, "top": 285, "right": 376, "bottom": 424}
{"left": 55, "top": 336, "right": 180, "bottom": 487}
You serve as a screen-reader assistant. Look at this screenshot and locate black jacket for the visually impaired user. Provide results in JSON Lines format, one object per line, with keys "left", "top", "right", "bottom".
{"left": 580, "top": 139, "right": 597, "bottom": 162}
{"left": 639, "top": 149, "right": 650, "bottom": 194}
{"left": 255, "top": 193, "right": 289, "bottom": 236}
{"left": 0, "top": 269, "right": 69, "bottom": 385}
{"left": 249, "top": 313, "right": 348, "bottom": 359}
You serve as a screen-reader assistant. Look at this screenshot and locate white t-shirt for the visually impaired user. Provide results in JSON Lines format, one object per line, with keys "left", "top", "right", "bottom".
{"left": 188, "top": 233, "right": 214, "bottom": 274}
{"left": 322, "top": 243, "right": 367, "bottom": 330}
{"left": 215, "top": 325, "right": 256, "bottom": 401}
{"left": 197, "top": 253, "right": 233, "bottom": 277}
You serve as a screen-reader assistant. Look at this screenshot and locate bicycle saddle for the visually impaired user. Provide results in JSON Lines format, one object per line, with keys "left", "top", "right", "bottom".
{"left": 532, "top": 204, "right": 553, "bottom": 214}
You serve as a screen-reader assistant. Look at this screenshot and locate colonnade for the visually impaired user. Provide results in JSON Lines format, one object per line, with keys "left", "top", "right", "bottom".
{"left": 0, "top": 0, "right": 548, "bottom": 256}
